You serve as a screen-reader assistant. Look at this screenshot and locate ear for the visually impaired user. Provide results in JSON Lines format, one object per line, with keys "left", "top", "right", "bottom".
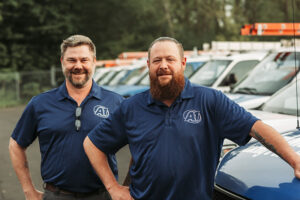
{"left": 60, "top": 57, "right": 63, "bottom": 64}
{"left": 182, "top": 57, "right": 187, "bottom": 70}
{"left": 147, "top": 59, "right": 150, "bottom": 69}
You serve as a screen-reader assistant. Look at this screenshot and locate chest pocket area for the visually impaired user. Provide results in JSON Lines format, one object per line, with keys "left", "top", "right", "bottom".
{"left": 127, "top": 113, "right": 165, "bottom": 145}
{"left": 174, "top": 110, "right": 204, "bottom": 140}
{"left": 182, "top": 110, "right": 202, "bottom": 124}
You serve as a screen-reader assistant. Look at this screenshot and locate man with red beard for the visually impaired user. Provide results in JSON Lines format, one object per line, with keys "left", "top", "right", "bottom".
{"left": 9, "top": 35, "right": 123, "bottom": 200}
{"left": 83, "top": 37, "right": 300, "bottom": 200}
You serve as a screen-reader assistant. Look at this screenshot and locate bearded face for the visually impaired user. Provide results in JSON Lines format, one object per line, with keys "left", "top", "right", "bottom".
{"left": 149, "top": 65, "right": 185, "bottom": 101}
{"left": 148, "top": 41, "right": 186, "bottom": 102}
{"left": 63, "top": 66, "right": 92, "bottom": 88}
{"left": 61, "top": 45, "right": 95, "bottom": 89}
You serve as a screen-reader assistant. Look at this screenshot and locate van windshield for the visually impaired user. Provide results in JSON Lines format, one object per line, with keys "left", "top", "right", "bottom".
{"left": 190, "top": 60, "right": 232, "bottom": 86}
{"left": 233, "top": 52, "right": 300, "bottom": 95}
{"left": 185, "top": 61, "right": 206, "bottom": 78}
{"left": 262, "top": 81, "right": 299, "bottom": 116}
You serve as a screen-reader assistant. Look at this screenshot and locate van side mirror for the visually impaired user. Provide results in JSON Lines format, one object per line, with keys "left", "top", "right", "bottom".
{"left": 222, "top": 73, "right": 237, "bottom": 86}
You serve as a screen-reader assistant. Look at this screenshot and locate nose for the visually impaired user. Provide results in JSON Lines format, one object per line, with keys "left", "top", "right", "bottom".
{"left": 160, "top": 59, "right": 168, "bottom": 70}
{"left": 74, "top": 60, "right": 83, "bottom": 69}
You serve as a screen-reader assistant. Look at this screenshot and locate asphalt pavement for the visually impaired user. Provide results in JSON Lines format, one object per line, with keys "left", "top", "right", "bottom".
{"left": 0, "top": 105, "right": 131, "bottom": 200}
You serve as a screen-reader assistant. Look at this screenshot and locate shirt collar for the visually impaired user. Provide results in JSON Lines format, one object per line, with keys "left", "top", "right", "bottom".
{"left": 147, "top": 78, "right": 195, "bottom": 106}
{"left": 57, "top": 80, "right": 102, "bottom": 101}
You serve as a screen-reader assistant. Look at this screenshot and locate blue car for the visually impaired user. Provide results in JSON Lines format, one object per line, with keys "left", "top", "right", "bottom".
{"left": 112, "top": 84, "right": 150, "bottom": 98}
{"left": 214, "top": 129, "right": 300, "bottom": 200}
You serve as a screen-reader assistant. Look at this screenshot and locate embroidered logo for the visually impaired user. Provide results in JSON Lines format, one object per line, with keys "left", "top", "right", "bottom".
{"left": 183, "top": 110, "right": 201, "bottom": 124}
{"left": 93, "top": 105, "right": 109, "bottom": 118}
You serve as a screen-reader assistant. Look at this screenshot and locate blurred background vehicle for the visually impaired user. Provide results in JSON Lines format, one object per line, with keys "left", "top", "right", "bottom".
{"left": 95, "top": 66, "right": 125, "bottom": 86}
{"left": 249, "top": 78, "right": 300, "bottom": 132}
{"left": 220, "top": 78, "right": 300, "bottom": 158}
{"left": 98, "top": 59, "right": 148, "bottom": 92}
{"left": 227, "top": 49, "right": 300, "bottom": 109}
{"left": 189, "top": 52, "right": 268, "bottom": 92}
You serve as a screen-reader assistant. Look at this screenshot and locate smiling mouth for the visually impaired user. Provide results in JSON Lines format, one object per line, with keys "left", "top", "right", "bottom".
{"left": 72, "top": 72, "right": 86, "bottom": 75}
{"left": 157, "top": 72, "right": 172, "bottom": 76}
{"left": 71, "top": 69, "right": 87, "bottom": 75}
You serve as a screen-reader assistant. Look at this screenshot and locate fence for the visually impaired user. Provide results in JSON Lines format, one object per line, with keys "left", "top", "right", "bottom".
{"left": 0, "top": 67, "right": 64, "bottom": 107}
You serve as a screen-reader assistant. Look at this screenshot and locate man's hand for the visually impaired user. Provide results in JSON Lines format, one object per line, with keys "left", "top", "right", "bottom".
{"left": 250, "top": 121, "right": 300, "bottom": 180}
{"left": 84, "top": 137, "right": 133, "bottom": 199}
{"left": 25, "top": 189, "right": 43, "bottom": 200}
{"left": 108, "top": 184, "right": 134, "bottom": 200}
{"left": 9, "top": 138, "right": 43, "bottom": 200}
{"left": 292, "top": 156, "right": 300, "bottom": 179}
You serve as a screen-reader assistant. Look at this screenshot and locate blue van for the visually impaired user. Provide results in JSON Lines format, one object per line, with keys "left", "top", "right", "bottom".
{"left": 214, "top": 129, "right": 300, "bottom": 200}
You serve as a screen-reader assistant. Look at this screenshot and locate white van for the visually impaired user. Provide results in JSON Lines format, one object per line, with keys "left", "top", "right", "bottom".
{"left": 189, "top": 52, "right": 268, "bottom": 92}
{"left": 227, "top": 49, "right": 300, "bottom": 109}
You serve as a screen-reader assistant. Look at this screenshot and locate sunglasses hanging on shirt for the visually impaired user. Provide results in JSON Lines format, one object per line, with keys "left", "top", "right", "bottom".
{"left": 75, "top": 106, "right": 82, "bottom": 132}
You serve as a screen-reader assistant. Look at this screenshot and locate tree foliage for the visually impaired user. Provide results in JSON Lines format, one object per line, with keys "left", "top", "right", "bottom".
{"left": 1, "top": 0, "right": 300, "bottom": 71}
{"left": 0, "top": 0, "right": 76, "bottom": 71}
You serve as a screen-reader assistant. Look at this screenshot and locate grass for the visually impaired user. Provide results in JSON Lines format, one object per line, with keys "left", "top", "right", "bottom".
{"left": 0, "top": 100, "right": 23, "bottom": 108}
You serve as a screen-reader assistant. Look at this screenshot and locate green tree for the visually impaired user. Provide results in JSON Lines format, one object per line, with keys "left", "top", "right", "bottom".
{"left": 2, "top": 0, "right": 300, "bottom": 72}
{"left": 0, "top": 0, "right": 76, "bottom": 71}
{"left": 73, "top": 0, "right": 169, "bottom": 59}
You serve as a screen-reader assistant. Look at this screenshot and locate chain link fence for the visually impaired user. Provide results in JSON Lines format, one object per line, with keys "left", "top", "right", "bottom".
{"left": 0, "top": 67, "right": 64, "bottom": 107}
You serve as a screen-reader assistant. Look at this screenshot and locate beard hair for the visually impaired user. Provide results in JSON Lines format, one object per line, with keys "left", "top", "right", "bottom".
{"left": 150, "top": 71, "right": 185, "bottom": 101}
{"left": 63, "top": 68, "right": 91, "bottom": 88}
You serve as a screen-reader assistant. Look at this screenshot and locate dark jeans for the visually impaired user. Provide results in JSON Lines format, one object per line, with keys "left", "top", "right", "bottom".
{"left": 43, "top": 188, "right": 112, "bottom": 200}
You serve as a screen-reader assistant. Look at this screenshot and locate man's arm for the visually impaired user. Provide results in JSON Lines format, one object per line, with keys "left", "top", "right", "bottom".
{"left": 8, "top": 138, "right": 43, "bottom": 200}
{"left": 83, "top": 137, "right": 134, "bottom": 200}
{"left": 250, "top": 120, "right": 300, "bottom": 178}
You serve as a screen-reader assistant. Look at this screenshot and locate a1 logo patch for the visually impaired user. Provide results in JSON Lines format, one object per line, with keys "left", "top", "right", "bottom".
{"left": 183, "top": 110, "right": 202, "bottom": 124}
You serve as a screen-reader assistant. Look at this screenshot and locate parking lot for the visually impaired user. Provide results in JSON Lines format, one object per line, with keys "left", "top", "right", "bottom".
{"left": 0, "top": 105, "right": 131, "bottom": 200}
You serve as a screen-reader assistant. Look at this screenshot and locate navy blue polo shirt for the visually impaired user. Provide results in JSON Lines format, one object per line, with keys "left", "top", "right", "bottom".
{"left": 88, "top": 79, "right": 258, "bottom": 200}
{"left": 11, "top": 81, "right": 123, "bottom": 193}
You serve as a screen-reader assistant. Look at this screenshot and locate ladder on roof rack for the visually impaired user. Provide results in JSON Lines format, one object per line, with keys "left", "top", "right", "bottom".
{"left": 241, "top": 23, "right": 300, "bottom": 36}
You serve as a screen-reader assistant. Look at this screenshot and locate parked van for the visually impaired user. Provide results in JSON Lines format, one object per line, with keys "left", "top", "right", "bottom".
{"left": 227, "top": 50, "right": 300, "bottom": 109}
{"left": 189, "top": 52, "right": 268, "bottom": 92}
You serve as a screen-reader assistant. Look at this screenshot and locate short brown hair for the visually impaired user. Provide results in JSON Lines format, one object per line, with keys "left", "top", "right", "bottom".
{"left": 60, "top": 35, "right": 96, "bottom": 58}
{"left": 148, "top": 37, "right": 184, "bottom": 60}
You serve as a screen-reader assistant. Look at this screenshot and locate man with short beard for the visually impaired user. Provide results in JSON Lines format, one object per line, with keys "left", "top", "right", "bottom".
{"left": 9, "top": 35, "right": 123, "bottom": 200}
{"left": 83, "top": 37, "right": 300, "bottom": 200}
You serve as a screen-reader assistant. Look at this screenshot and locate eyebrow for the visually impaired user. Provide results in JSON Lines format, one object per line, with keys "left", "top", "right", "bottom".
{"left": 152, "top": 55, "right": 177, "bottom": 60}
{"left": 66, "top": 57, "right": 90, "bottom": 60}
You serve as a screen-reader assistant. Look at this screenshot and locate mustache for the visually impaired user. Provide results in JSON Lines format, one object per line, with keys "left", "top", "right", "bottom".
{"left": 71, "top": 68, "right": 87, "bottom": 74}
{"left": 157, "top": 69, "right": 172, "bottom": 76}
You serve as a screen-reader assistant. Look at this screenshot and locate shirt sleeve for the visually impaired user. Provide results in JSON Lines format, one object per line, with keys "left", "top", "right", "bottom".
{"left": 214, "top": 90, "right": 259, "bottom": 146}
{"left": 88, "top": 105, "right": 128, "bottom": 154}
{"left": 11, "top": 98, "right": 38, "bottom": 148}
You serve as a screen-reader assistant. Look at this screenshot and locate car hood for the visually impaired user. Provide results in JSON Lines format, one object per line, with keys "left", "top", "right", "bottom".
{"left": 101, "top": 85, "right": 118, "bottom": 91}
{"left": 215, "top": 130, "right": 300, "bottom": 200}
{"left": 216, "top": 86, "right": 231, "bottom": 93}
{"left": 113, "top": 85, "right": 149, "bottom": 97}
{"left": 249, "top": 110, "right": 298, "bottom": 132}
{"left": 226, "top": 93, "right": 270, "bottom": 109}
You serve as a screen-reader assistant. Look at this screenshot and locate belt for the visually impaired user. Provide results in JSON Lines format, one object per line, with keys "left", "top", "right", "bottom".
{"left": 44, "top": 183, "right": 103, "bottom": 198}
